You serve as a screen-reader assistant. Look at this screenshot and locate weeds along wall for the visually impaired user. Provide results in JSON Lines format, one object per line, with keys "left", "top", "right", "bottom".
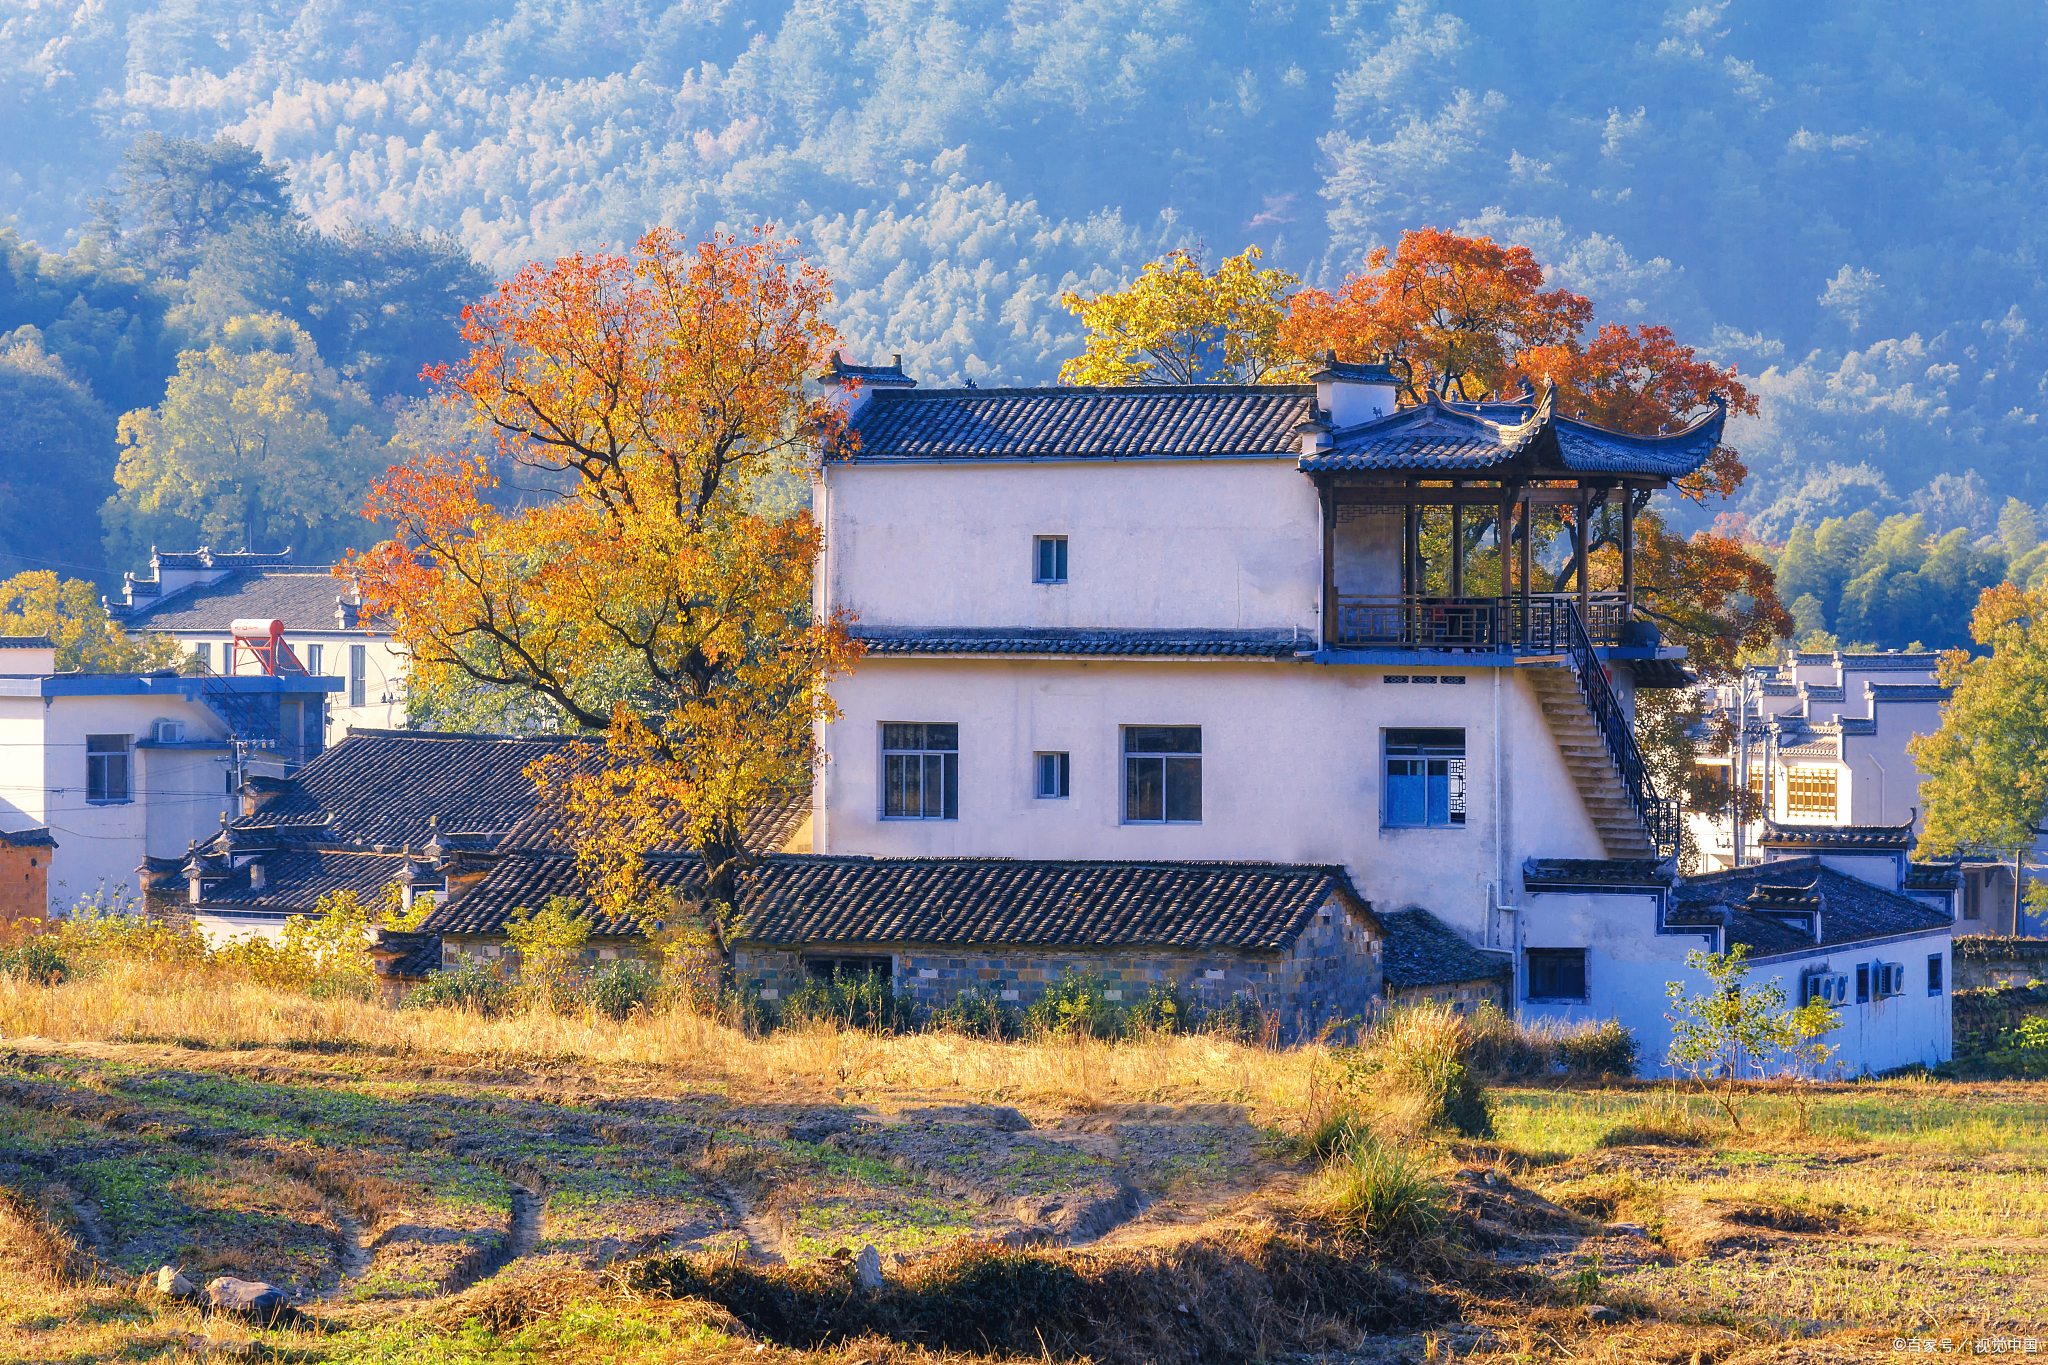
{"left": 441, "top": 934, "right": 659, "bottom": 975}
{"left": 733, "top": 900, "right": 1382, "bottom": 1042}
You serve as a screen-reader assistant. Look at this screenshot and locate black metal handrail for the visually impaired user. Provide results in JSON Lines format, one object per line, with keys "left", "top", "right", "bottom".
{"left": 1332, "top": 592, "right": 1632, "bottom": 651}
{"left": 1554, "top": 601, "right": 1681, "bottom": 858}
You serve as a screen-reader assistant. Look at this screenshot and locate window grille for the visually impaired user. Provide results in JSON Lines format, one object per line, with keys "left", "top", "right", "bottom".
{"left": 1786, "top": 767, "right": 1838, "bottom": 817}
{"left": 1527, "top": 948, "right": 1587, "bottom": 1000}
{"left": 1384, "top": 728, "right": 1465, "bottom": 827}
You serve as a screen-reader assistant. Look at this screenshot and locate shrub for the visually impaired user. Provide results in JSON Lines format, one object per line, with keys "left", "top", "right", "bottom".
{"left": 1024, "top": 970, "right": 1124, "bottom": 1039}
{"left": 1317, "top": 1131, "right": 1448, "bottom": 1243}
{"left": 1553, "top": 1018, "right": 1640, "bottom": 1078}
{"left": 506, "top": 896, "right": 592, "bottom": 1012}
{"left": 587, "top": 958, "right": 661, "bottom": 1021}
{"left": 1466, "top": 1002, "right": 1548, "bottom": 1077}
{"left": 401, "top": 959, "right": 517, "bottom": 1016}
{"left": 0, "top": 935, "right": 66, "bottom": 983}
{"left": 929, "top": 986, "right": 1021, "bottom": 1040}
{"left": 783, "top": 972, "right": 922, "bottom": 1033}
{"left": 1203, "top": 991, "right": 1269, "bottom": 1045}
{"left": 1124, "top": 982, "right": 1198, "bottom": 1035}
{"left": 1366, "top": 1004, "right": 1493, "bottom": 1138}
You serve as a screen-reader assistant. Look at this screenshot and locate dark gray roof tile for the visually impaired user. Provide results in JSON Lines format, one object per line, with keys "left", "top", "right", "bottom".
{"left": 853, "top": 628, "right": 1305, "bottom": 658}
{"left": 1379, "top": 908, "right": 1512, "bottom": 988}
{"left": 848, "top": 386, "right": 1314, "bottom": 461}
{"left": 1675, "top": 858, "right": 1950, "bottom": 954}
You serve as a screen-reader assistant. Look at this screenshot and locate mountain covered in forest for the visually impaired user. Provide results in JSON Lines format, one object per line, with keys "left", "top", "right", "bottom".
{"left": 1, "top": 0, "right": 2043, "bottom": 575}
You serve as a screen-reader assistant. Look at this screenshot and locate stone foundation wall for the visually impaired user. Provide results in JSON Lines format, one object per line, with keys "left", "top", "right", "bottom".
{"left": 733, "top": 895, "right": 1382, "bottom": 1042}
{"left": 1388, "top": 977, "right": 1512, "bottom": 1015}
{"left": 1954, "top": 935, "right": 2048, "bottom": 990}
{"left": 441, "top": 934, "right": 658, "bottom": 975}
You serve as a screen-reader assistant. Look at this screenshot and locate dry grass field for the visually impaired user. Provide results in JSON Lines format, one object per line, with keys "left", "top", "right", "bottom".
{"left": 2, "top": 963, "right": 2045, "bottom": 1364}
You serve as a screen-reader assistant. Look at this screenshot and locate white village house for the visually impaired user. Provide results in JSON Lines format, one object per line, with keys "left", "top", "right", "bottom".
{"left": 797, "top": 355, "right": 1955, "bottom": 1073}
{"left": 0, "top": 635, "right": 340, "bottom": 915}
{"left": 1688, "top": 649, "right": 2039, "bottom": 935}
{"left": 103, "top": 548, "right": 409, "bottom": 740}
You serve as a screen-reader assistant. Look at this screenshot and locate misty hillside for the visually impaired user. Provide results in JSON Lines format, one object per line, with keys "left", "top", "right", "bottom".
{"left": 2, "top": 0, "right": 2044, "bottom": 537}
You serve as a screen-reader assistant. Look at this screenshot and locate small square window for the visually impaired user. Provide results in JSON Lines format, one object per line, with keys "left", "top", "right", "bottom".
{"left": 1527, "top": 948, "right": 1587, "bottom": 1001}
{"left": 1034, "top": 536, "right": 1068, "bottom": 584}
{"left": 1855, "top": 962, "right": 1870, "bottom": 1004}
{"left": 1927, "top": 953, "right": 1943, "bottom": 996}
{"left": 1035, "top": 751, "right": 1070, "bottom": 799}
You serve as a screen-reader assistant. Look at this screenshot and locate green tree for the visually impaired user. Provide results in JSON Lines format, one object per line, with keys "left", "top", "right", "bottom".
{"left": 183, "top": 219, "right": 491, "bottom": 401}
{"left": 1058, "top": 246, "right": 1304, "bottom": 385}
{"left": 92, "top": 133, "right": 296, "bottom": 273}
{"left": 0, "top": 332, "right": 119, "bottom": 578}
{"left": 2001, "top": 497, "right": 2041, "bottom": 563}
{"left": 1788, "top": 593, "right": 1829, "bottom": 642}
{"left": 0, "top": 571, "right": 180, "bottom": 672}
{"left": 103, "top": 314, "right": 389, "bottom": 566}
{"left": 0, "top": 229, "right": 179, "bottom": 421}
{"left": 1665, "top": 945, "right": 1835, "bottom": 1130}
{"left": 1911, "top": 584, "right": 2048, "bottom": 866}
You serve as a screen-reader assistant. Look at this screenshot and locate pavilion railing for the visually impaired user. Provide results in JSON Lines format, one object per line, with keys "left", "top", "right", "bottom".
{"left": 1332, "top": 592, "right": 1632, "bottom": 651}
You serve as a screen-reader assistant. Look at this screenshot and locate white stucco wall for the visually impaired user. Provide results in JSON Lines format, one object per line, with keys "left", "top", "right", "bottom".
{"left": 1519, "top": 886, "right": 1951, "bottom": 1076}
{"left": 817, "top": 656, "right": 1608, "bottom": 947}
{"left": 818, "top": 458, "right": 1323, "bottom": 632}
{"left": 0, "top": 692, "right": 234, "bottom": 913}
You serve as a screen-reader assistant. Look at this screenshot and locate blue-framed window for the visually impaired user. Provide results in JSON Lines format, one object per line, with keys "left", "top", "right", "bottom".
{"left": 882, "top": 723, "right": 958, "bottom": 819}
{"left": 1124, "top": 726, "right": 1200, "bottom": 823}
{"left": 1384, "top": 728, "right": 1465, "bottom": 827}
{"left": 1034, "top": 536, "right": 1068, "bottom": 584}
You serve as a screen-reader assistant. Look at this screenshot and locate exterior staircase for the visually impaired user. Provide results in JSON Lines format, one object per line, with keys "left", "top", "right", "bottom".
{"left": 1527, "top": 664, "right": 1659, "bottom": 858}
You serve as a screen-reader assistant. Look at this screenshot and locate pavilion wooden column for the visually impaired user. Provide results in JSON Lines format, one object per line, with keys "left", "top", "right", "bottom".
{"left": 1518, "top": 496, "right": 1532, "bottom": 649}
{"left": 1621, "top": 488, "right": 1636, "bottom": 616}
{"left": 1321, "top": 483, "right": 1336, "bottom": 645}
{"left": 1575, "top": 487, "right": 1592, "bottom": 623}
{"left": 1499, "top": 489, "right": 1517, "bottom": 648}
{"left": 1404, "top": 499, "right": 1419, "bottom": 598}
{"left": 1449, "top": 500, "right": 1464, "bottom": 598}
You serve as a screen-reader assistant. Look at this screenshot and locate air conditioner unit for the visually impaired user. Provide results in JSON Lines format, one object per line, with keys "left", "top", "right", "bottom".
{"left": 1803, "top": 973, "right": 1850, "bottom": 1006}
{"left": 1873, "top": 962, "right": 1905, "bottom": 998}
{"left": 153, "top": 719, "right": 185, "bottom": 744}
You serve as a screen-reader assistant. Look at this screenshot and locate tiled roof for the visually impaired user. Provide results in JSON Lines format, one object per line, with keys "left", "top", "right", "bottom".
{"left": 852, "top": 628, "right": 1306, "bottom": 658}
{"left": 1378, "top": 908, "right": 1512, "bottom": 988}
{"left": 193, "top": 845, "right": 406, "bottom": 911}
{"left": 1521, "top": 858, "right": 1675, "bottom": 888}
{"left": 428, "top": 853, "right": 1365, "bottom": 951}
{"left": 1839, "top": 653, "right": 1943, "bottom": 672}
{"left": 497, "top": 784, "right": 811, "bottom": 858}
{"left": 152, "top": 549, "right": 295, "bottom": 571}
{"left": 820, "top": 354, "right": 916, "bottom": 388}
{"left": 233, "top": 729, "right": 584, "bottom": 848}
{"left": 1674, "top": 858, "right": 1951, "bottom": 956}
{"left": 422, "top": 852, "right": 650, "bottom": 936}
{"left": 1303, "top": 388, "right": 1726, "bottom": 479}
{"left": 0, "top": 636, "right": 54, "bottom": 649}
{"left": 0, "top": 827, "right": 56, "bottom": 848}
{"left": 1757, "top": 820, "right": 1914, "bottom": 851}
{"left": 1867, "top": 683, "right": 1951, "bottom": 703}
{"left": 371, "top": 929, "right": 445, "bottom": 978}
{"left": 846, "top": 386, "right": 1314, "bottom": 461}
{"left": 114, "top": 569, "right": 371, "bottom": 632}
{"left": 1303, "top": 395, "right": 1542, "bottom": 471}
{"left": 1904, "top": 863, "right": 1960, "bottom": 891}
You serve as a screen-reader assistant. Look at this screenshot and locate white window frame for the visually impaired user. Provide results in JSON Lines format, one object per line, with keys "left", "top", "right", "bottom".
{"left": 86, "top": 734, "right": 132, "bottom": 804}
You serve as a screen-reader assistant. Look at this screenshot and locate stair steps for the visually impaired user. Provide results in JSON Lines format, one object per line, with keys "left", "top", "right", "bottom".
{"left": 1526, "top": 664, "right": 1657, "bottom": 858}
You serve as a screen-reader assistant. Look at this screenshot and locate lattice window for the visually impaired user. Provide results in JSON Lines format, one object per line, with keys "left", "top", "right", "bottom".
{"left": 1786, "top": 767, "right": 1838, "bottom": 817}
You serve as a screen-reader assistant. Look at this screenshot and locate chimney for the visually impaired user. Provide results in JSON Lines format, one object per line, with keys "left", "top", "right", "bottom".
{"left": 1311, "top": 351, "right": 1401, "bottom": 429}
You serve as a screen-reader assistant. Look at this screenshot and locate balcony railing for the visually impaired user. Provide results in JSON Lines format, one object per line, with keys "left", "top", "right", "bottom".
{"left": 1332, "top": 592, "right": 1633, "bottom": 651}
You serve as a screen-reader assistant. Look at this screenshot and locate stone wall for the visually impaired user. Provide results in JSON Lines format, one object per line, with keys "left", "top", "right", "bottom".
{"left": 1954, "top": 935, "right": 2048, "bottom": 990}
{"left": 733, "top": 895, "right": 1383, "bottom": 1042}
{"left": 441, "top": 934, "right": 658, "bottom": 975}
{"left": 1387, "top": 976, "right": 1511, "bottom": 1015}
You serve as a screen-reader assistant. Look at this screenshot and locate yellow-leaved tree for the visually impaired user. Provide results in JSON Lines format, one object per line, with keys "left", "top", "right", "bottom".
{"left": 1058, "top": 246, "right": 1304, "bottom": 385}
{"left": 349, "top": 228, "right": 863, "bottom": 918}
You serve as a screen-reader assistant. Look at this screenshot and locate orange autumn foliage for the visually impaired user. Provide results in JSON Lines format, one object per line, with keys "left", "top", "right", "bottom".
{"left": 1281, "top": 227, "right": 1592, "bottom": 401}
{"left": 347, "top": 227, "right": 862, "bottom": 913}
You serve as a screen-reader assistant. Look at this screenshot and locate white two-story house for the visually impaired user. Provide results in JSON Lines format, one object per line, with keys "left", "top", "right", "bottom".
{"left": 802, "top": 355, "right": 1952, "bottom": 1071}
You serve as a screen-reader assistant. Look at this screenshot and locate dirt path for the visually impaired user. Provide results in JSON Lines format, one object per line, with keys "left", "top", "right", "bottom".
{"left": 323, "top": 1198, "right": 372, "bottom": 1297}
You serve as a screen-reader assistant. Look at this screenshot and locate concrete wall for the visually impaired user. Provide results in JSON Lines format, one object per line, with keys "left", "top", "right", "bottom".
{"left": 1519, "top": 885, "right": 1952, "bottom": 1076}
{"left": 819, "top": 458, "right": 1322, "bottom": 633}
{"left": 816, "top": 656, "right": 1607, "bottom": 948}
{"left": 0, "top": 692, "right": 235, "bottom": 914}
